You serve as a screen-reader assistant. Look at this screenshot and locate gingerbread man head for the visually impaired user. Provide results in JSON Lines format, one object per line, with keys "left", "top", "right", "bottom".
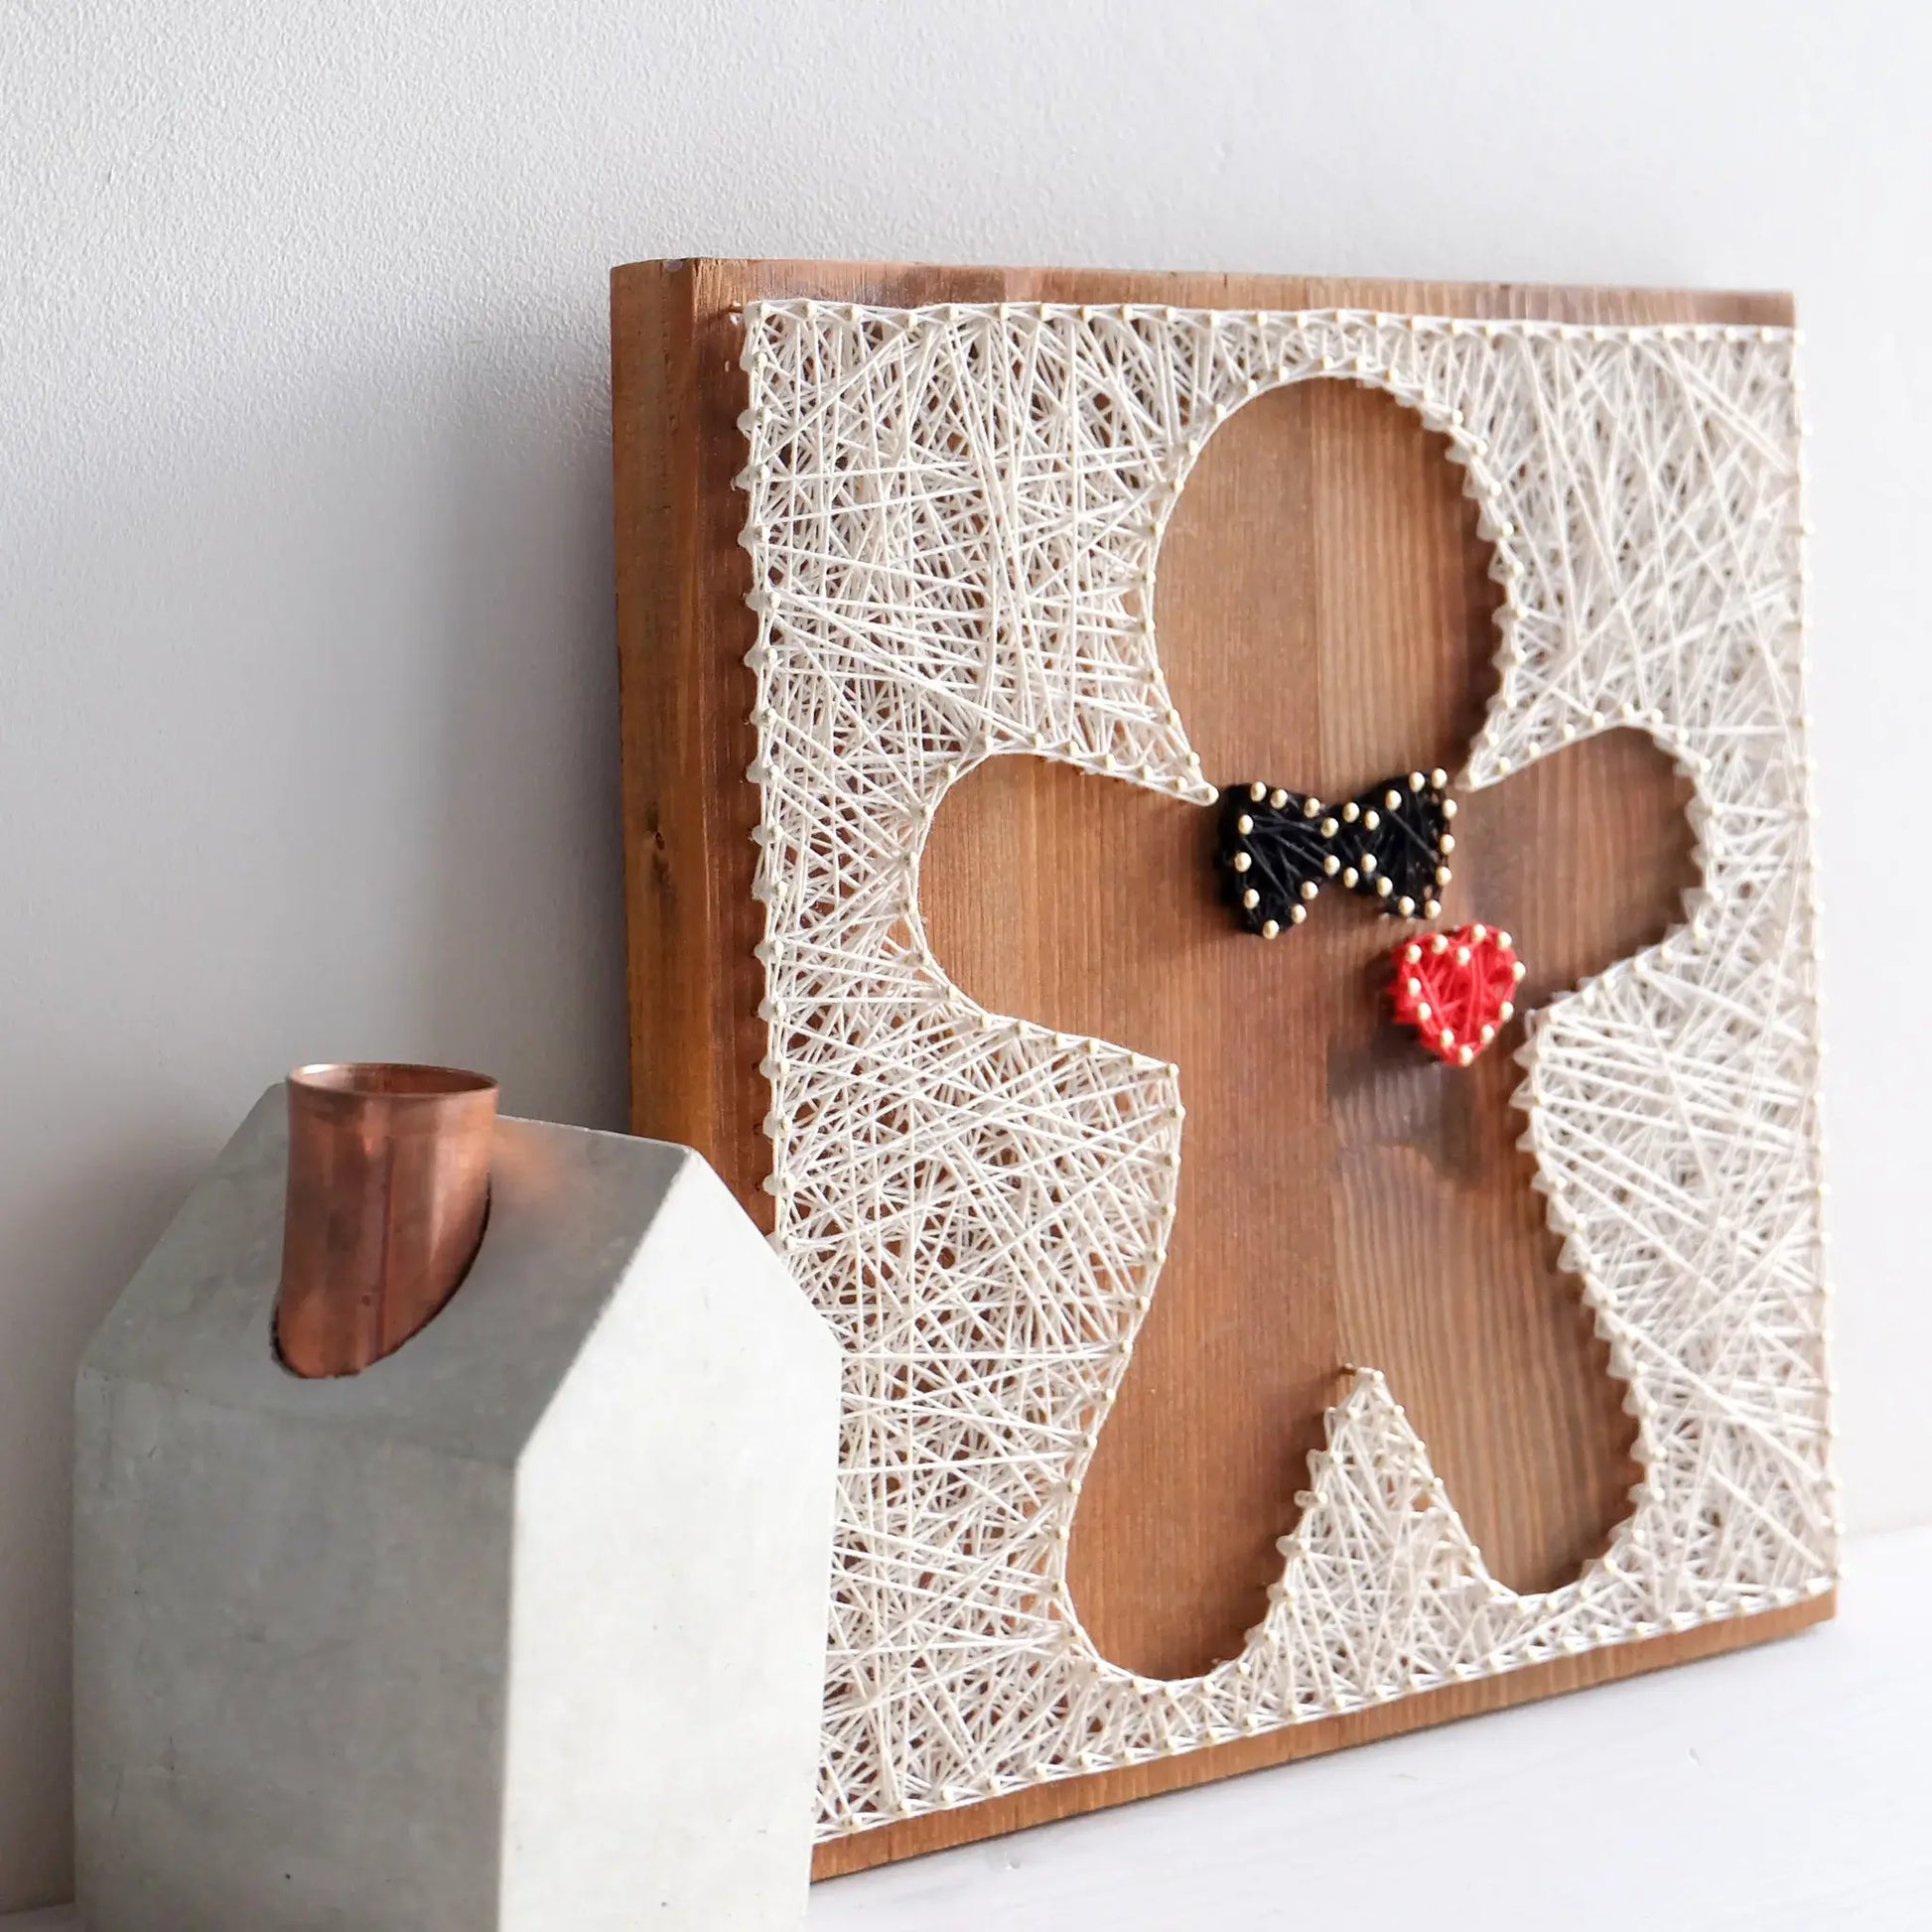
{"left": 923, "top": 377, "right": 1696, "bottom": 1681}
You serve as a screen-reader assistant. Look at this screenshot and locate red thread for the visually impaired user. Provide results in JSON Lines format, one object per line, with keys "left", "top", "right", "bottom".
{"left": 1389, "top": 923, "right": 1524, "bottom": 1067}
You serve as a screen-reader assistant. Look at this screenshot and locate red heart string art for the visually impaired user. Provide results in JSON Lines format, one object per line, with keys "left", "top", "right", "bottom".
{"left": 1391, "top": 922, "right": 1527, "bottom": 1066}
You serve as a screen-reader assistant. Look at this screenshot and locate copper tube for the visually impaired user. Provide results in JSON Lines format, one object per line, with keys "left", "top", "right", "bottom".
{"left": 275, "top": 1062, "right": 499, "bottom": 1379}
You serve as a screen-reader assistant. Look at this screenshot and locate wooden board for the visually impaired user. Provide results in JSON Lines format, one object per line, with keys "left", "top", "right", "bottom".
{"left": 610, "top": 259, "right": 1829, "bottom": 1878}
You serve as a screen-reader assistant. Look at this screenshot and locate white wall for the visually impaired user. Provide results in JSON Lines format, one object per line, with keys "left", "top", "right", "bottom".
{"left": 2, "top": 0, "right": 1926, "bottom": 1910}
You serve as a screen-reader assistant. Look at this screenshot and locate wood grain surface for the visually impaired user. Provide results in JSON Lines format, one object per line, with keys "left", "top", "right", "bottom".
{"left": 610, "top": 259, "right": 1826, "bottom": 1879}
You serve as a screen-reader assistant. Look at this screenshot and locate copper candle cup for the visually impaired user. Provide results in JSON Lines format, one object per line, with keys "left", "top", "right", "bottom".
{"left": 275, "top": 1062, "right": 499, "bottom": 1378}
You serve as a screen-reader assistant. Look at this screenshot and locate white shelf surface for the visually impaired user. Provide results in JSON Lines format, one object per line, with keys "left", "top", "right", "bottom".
{"left": 12, "top": 1527, "right": 1928, "bottom": 1930}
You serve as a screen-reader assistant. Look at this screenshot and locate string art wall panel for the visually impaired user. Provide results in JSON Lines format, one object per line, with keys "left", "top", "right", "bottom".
{"left": 613, "top": 261, "right": 1836, "bottom": 1874}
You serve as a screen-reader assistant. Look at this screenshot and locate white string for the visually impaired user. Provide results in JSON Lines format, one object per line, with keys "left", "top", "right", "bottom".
{"left": 736, "top": 302, "right": 1835, "bottom": 1840}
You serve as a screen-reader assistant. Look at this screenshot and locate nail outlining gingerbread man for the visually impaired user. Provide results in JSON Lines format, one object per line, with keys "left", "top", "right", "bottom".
{"left": 925, "top": 386, "right": 1694, "bottom": 1682}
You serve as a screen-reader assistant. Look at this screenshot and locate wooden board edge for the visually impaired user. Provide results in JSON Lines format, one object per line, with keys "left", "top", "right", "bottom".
{"left": 812, "top": 1589, "right": 1835, "bottom": 1879}
{"left": 612, "top": 261, "right": 703, "bottom": 1152}
{"left": 612, "top": 260, "right": 770, "bottom": 1220}
{"left": 617, "top": 256, "right": 1795, "bottom": 329}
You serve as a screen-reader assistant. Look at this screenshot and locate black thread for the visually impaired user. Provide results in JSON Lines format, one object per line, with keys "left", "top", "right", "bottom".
{"left": 1216, "top": 772, "right": 1452, "bottom": 934}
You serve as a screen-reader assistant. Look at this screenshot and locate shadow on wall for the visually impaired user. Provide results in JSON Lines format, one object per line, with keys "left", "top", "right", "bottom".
{"left": 0, "top": 313, "right": 630, "bottom": 1911}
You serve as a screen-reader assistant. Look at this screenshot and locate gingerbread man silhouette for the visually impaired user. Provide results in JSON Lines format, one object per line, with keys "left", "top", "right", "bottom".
{"left": 922, "top": 379, "right": 1697, "bottom": 1681}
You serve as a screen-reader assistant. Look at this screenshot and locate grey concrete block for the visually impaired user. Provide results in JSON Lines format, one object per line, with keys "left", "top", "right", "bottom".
{"left": 73, "top": 1090, "right": 840, "bottom": 1932}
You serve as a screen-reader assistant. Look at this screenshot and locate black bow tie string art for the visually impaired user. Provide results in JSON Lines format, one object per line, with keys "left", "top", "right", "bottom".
{"left": 1216, "top": 766, "right": 1528, "bottom": 1067}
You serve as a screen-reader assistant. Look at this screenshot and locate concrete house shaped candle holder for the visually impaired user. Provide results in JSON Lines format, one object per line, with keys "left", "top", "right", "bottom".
{"left": 73, "top": 1074, "right": 841, "bottom": 1932}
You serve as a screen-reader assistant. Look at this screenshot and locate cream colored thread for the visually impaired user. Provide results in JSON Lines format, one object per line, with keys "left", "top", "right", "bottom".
{"left": 737, "top": 303, "right": 1834, "bottom": 1839}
